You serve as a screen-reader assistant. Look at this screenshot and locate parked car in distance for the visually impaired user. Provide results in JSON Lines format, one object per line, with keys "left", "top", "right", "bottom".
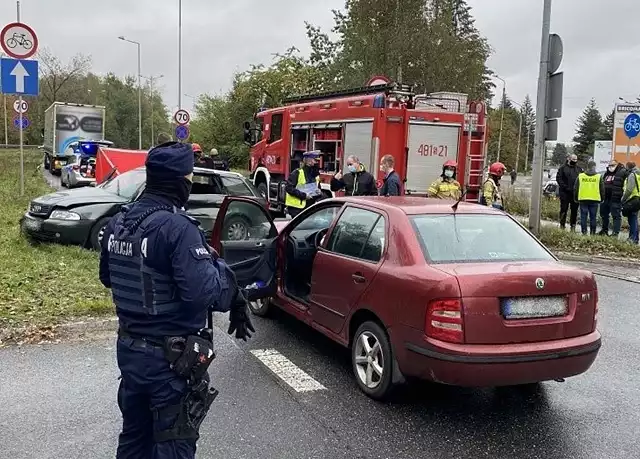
{"left": 60, "top": 140, "right": 113, "bottom": 188}
{"left": 21, "top": 167, "right": 266, "bottom": 250}
{"left": 211, "top": 196, "right": 601, "bottom": 400}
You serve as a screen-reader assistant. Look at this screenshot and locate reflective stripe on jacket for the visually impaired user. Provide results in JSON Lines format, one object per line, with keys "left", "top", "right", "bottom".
{"left": 427, "top": 177, "right": 461, "bottom": 200}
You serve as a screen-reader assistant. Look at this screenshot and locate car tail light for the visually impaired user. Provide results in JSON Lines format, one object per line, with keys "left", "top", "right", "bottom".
{"left": 72, "top": 165, "right": 79, "bottom": 171}
{"left": 426, "top": 299, "right": 464, "bottom": 344}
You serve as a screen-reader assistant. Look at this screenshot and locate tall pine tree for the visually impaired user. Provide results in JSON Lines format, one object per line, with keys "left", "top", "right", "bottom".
{"left": 572, "top": 99, "right": 604, "bottom": 161}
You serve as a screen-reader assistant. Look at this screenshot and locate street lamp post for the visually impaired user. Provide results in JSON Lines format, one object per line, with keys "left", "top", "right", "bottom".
{"left": 142, "top": 74, "right": 164, "bottom": 146}
{"left": 511, "top": 100, "right": 524, "bottom": 173}
{"left": 495, "top": 75, "right": 507, "bottom": 163}
{"left": 525, "top": 123, "right": 531, "bottom": 173}
{"left": 119, "top": 36, "right": 142, "bottom": 150}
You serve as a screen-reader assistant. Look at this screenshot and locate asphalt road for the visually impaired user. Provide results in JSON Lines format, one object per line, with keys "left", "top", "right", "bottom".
{"left": 1, "top": 273, "right": 638, "bottom": 459}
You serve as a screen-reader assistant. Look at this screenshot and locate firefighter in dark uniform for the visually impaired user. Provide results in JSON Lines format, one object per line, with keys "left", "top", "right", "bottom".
{"left": 99, "top": 141, "right": 254, "bottom": 459}
{"left": 284, "top": 150, "right": 322, "bottom": 218}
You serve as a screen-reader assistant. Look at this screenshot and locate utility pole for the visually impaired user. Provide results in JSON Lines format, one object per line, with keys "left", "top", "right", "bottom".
{"left": 178, "top": 0, "right": 182, "bottom": 110}
{"left": 529, "top": 0, "right": 564, "bottom": 233}
{"left": 529, "top": 0, "right": 553, "bottom": 234}
{"left": 17, "top": 0, "right": 24, "bottom": 195}
{"left": 515, "top": 111, "right": 523, "bottom": 172}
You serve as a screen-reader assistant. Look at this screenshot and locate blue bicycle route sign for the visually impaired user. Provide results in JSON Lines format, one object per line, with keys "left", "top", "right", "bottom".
{"left": 623, "top": 113, "right": 640, "bottom": 139}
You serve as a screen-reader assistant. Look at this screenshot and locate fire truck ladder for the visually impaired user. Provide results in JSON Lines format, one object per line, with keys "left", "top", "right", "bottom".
{"left": 282, "top": 82, "right": 415, "bottom": 105}
{"left": 464, "top": 112, "right": 487, "bottom": 203}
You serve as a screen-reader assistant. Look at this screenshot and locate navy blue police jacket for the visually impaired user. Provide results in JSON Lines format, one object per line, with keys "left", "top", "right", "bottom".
{"left": 99, "top": 194, "right": 232, "bottom": 338}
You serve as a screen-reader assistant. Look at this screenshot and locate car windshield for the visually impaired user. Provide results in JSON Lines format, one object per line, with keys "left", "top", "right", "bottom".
{"left": 99, "top": 169, "right": 146, "bottom": 199}
{"left": 411, "top": 214, "right": 554, "bottom": 263}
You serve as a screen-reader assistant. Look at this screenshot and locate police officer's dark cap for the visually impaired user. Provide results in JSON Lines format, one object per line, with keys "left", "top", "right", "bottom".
{"left": 145, "top": 142, "right": 194, "bottom": 178}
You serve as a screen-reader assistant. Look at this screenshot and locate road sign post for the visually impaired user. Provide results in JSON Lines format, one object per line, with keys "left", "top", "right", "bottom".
{"left": 1, "top": 7, "right": 38, "bottom": 196}
{"left": 623, "top": 113, "right": 640, "bottom": 162}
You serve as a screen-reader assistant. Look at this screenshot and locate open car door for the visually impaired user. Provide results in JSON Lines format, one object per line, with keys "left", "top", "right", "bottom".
{"left": 210, "top": 197, "right": 279, "bottom": 302}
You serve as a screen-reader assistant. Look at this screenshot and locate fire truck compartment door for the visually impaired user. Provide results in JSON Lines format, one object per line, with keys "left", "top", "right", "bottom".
{"left": 343, "top": 121, "right": 374, "bottom": 172}
{"left": 405, "top": 122, "right": 461, "bottom": 194}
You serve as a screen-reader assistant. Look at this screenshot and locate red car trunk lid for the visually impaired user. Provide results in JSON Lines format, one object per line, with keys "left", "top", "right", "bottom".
{"left": 435, "top": 261, "right": 597, "bottom": 345}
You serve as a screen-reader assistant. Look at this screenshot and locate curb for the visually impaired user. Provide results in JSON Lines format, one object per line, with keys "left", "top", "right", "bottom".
{"left": 0, "top": 317, "right": 118, "bottom": 346}
{"left": 555, "top": 252, "right": 640, "bottom": 269}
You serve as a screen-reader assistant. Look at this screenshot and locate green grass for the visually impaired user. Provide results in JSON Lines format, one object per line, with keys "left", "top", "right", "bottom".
{"left": 504, "top": 189, "right": 631, "bottom": 231}
{"left": 0, "top": 151, "right": 113, "bottom": 329}
{"left": 538, "top": 226, "right": 640, "bottom": 258}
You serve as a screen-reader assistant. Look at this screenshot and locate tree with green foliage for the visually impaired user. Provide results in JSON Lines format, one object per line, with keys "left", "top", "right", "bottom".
{"left": 551, "top": 143, "right": 568, "bottom": 166}
{"left": 305, "top": 0, "right": 493, "bottom": 99}
{"left": 599, "top": 108, "right": 615, "bottom": 140}
{"left": 572, "top": 99, "right": 604, "bottom": 162}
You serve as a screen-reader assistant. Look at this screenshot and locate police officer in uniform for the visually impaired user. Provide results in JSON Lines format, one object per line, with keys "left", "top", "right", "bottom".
{"left": 284, "top": 150, "right": 322, "bottom": 218}
{"left": 574, "top": 160, "right": 604, "bottom": 235}
{"left": 99, "top": 141, "right": 255, "bottom": 459}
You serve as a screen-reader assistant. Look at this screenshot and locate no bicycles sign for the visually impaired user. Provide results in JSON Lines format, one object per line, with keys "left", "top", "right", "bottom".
{"left": 0, "top": 22, "right": 38, "bottom": 59}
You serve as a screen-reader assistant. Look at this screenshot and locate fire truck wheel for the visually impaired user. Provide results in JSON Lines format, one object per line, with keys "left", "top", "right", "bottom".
{"left": 257, "top": 182, "right": 268, "bottom": 200}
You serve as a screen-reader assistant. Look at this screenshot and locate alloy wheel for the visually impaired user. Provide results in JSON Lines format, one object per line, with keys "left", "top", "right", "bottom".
{"left": 354, "top": 331, "right": 384, "bottom": 389}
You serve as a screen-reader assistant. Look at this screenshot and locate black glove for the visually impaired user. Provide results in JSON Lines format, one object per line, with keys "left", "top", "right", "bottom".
{"left": 227, "top": 291, "right": 255, "bottom": 341}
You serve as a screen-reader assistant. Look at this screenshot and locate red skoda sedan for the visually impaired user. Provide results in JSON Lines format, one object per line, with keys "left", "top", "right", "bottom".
{"left": 211, "top": 196, "right": 601, "bottom": 400}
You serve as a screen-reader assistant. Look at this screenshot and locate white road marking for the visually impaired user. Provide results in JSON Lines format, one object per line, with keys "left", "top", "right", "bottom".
{"left": 250, "top": 348, "right": 327, "bottom": 392}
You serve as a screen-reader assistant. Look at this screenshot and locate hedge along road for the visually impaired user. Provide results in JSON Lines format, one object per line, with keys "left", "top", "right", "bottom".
{"left": 0, "top": 273, "right": 638, "bottom": 459}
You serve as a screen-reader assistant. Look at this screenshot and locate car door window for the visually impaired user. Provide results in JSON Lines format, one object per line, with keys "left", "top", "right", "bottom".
{"left": 360, "top": 217, "right": 385, "bottom": 262}
{"left": 293, "top": 205, "right": 343, "bottom": 232}
{"left": 327, "top": 207, "right": 383, "bottom": 260}
{"left": 220, "top": 200, "right": 277, "bottom": 242}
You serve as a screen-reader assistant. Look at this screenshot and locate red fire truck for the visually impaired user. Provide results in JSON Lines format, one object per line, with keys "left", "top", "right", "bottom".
{"left": 244, "top": 81, "right": 488, "bottom": 214}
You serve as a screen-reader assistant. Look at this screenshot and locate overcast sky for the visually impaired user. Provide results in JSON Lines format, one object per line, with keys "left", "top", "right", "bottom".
{"left": 2, "top": 0, "right": 637, "bottom": 142}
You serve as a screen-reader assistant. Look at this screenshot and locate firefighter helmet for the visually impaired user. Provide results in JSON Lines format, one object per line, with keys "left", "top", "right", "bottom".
{"left": 192, "top": 143, "right": 203, "bottom": 153}
{"left": 489, "top": 162, "right": 506, "bottom": 176}
{"left": 443, "top": 160, "right": 457, "bottom": 168}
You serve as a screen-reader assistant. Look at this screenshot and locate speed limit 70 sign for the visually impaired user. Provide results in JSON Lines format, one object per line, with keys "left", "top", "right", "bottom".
{"left": 174, "top": 109, "right": 190, "bottom": 125}
{"left": 13, "top": 99, "right": 28, "bottom": 114}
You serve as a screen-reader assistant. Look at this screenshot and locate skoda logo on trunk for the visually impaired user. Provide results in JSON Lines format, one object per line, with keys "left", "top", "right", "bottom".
{"left": 535, "top": 278, "right": 545, "bottom": 290}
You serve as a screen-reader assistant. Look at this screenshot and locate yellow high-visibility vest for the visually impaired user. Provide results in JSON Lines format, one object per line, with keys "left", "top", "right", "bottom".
{"left": 577, "top": 173, "right": 601, "bottom": 201}
{"left": 285, "top": 168, "right": 320, "bottom": 209}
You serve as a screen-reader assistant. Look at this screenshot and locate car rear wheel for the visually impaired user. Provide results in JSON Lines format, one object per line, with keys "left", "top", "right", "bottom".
{"left": 352, "top": 321, "right": 394, "bottom": 400}
{"left": 90, "top": 217, "right": 111, "bottom": 251}
{"left": 248, "top": 297, "right": 271, "bottom": 317}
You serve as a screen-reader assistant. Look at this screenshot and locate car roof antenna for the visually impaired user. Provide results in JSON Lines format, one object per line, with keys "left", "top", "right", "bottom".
{"left": 451, "top": 187, "right": 469, "bottom": 212}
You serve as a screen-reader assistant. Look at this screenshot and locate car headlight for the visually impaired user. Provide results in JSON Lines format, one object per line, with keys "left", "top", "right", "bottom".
{"left": 50, "top": 210, "right": 81, "bottom": 221}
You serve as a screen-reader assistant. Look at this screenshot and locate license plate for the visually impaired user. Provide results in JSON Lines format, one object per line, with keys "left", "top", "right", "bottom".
{"left": 23, "top": 217, "right": 41, "bottom": 231}
{"left": 501, "top": 296, "right": 567, "bottom": 320}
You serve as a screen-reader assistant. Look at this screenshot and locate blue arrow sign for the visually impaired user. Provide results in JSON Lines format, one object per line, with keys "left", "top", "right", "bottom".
{"left": 624, "top": 113, "right": 640, "bottom": 139}
{"left": 175, "top": 124, "right": 190, "bottom": 140}
{"left": 1, "top": 58, "right": 38, "bottom": 96}
{"left": 13, "top": 114, "right": 30, "bottom": 129}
